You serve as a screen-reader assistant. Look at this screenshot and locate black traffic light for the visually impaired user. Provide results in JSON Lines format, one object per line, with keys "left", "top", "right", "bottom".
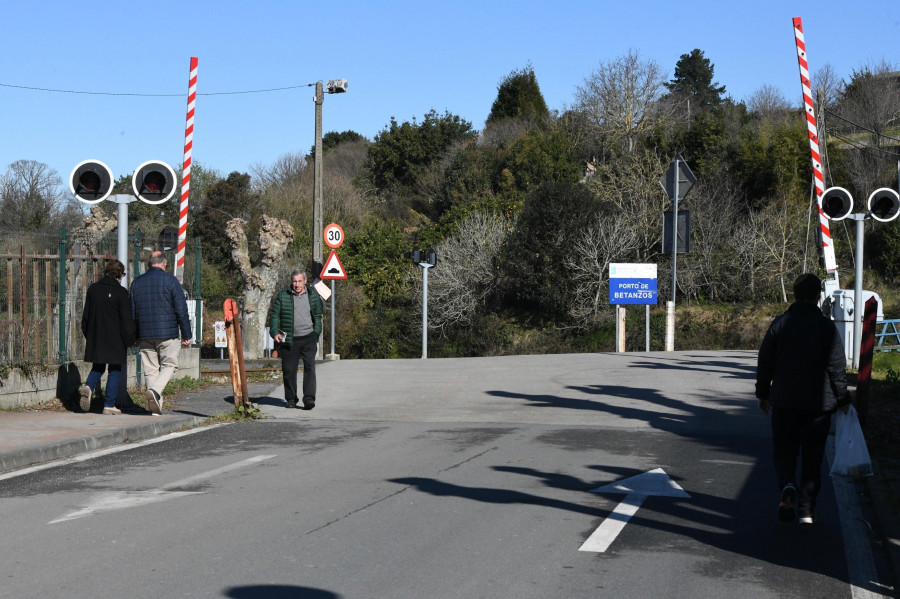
{"left": 820, "top": 186, "right": 853, "bottom": 220}
{"left": 404, "top": 247, "right": 437, "bottom": 267}
{"left": 70, "top": 160, "right": 113, "bottom": 204}
{"left": 404, "top": 247, "right": 422, "bottom": 264}
{"left": 158, "top": 226, "right": 178, "bottom": 249}
{"left": 424, "top": 249, "right": 437, "bottom": 267}
{"left": 132, "top": 160, "right": 177, "bottom": 205}
{"left": 867, "top": 188, "right": 900, "bottom": 222}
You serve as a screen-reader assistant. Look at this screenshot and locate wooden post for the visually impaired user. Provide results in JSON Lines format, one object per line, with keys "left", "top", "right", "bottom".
{"left": 616, "top": 306, "right": 627, "bottom": 353}
{"left": 224, "top": 298, "right": 248, "bottom": 407}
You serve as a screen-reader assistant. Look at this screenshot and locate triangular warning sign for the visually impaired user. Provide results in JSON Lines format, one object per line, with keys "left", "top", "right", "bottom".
{"left": 320, "top": 249, "right": 347, "bottom": 280}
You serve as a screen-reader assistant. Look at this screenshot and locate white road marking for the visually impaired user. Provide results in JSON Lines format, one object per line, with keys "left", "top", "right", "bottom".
{"left": 49, "top": 454, "right": 275, "bottom": 524}
{"left": 0, "top": 423, "right": 231, "bottom": 482}
{"left": 828, "top": 437, "right": 893, "bottom": 599}
{"left": 579, "top": 468, "right": 690, "bottom": 553}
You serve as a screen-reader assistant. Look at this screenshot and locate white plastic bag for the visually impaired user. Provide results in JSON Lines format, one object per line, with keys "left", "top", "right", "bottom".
{"left": 830, "top": 405, "right": 873, "bottom": 477}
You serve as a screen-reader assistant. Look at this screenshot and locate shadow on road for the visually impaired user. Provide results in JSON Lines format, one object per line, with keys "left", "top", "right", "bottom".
{"left": 223, "top": 585, "right": 340, "bottom": 598}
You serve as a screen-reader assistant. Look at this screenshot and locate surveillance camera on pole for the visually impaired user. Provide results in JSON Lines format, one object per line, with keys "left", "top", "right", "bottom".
{"left": 326, "top": 79, "right": 348, "bottom": 94}
{"left": 866, "top": 187, "right": 900, "bottom": 222}
{"left": 70, "top": 160, "right": 114, "bottom": 204}
{"left": 132, "top": 160, "right": 177, "bottom": 205}
{"left": 820, "top": 186, "right": 854, "bottom": 221}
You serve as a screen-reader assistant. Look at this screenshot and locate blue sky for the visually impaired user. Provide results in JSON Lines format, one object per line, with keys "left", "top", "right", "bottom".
{"left": 2, "top": 0, "right": 897, "bottom": 191}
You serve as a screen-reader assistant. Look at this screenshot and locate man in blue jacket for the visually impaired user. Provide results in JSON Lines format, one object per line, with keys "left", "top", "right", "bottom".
{"left": 756, "top": 273, "right": 850, "bottom": 525}
{"left": 269, "top": 269, "right": 323, "bottom": 409}
{"left": 130, "top": 251, "right": 192, "bottom": 415}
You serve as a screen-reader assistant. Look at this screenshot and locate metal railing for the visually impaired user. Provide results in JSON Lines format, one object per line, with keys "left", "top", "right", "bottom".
{"left": 876, "top": 319, "right": 900, "bottom": 352}
{"left": 1, "top": 227, "right": 201, "bottom": 368}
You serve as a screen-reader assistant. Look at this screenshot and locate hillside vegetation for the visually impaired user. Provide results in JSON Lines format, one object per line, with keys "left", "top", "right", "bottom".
{"left": 3, "top": 54, "right": 899, "bottom": 363}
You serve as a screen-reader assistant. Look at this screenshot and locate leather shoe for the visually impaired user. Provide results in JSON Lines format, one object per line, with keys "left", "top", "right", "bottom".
{"left": 286, "top": 400, "right": 298, "bottom": 409}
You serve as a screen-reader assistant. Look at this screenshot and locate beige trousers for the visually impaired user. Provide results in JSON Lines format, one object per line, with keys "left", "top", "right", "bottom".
{"left": 139, "top": 338, "right": 181, "bottom": 398}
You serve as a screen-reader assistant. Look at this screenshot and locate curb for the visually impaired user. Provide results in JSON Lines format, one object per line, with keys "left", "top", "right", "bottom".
{"left": 0, "top": 414, "right": 206, "bottom": 474}
{"left": 865, "top": 456, "right": 900, "bottom": 594}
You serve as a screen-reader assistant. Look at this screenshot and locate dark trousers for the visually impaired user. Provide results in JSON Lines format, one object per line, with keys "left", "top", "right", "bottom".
{"left": 281, "top": 332, "right": 317, "bottom": 405}
{"left": 771, "top": 406, "right": 832, "bottom": 513}
{"left": 86, "top": 363, "right": 121, "bottom": 408}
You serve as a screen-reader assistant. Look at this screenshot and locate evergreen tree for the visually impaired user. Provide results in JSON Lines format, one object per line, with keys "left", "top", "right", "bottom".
{"left": 486, "top": 65, "right": 550, "bottom": 125}
{"left": 364, "top": 110, "right": 476, "bottom": 191}
{"left": 193, "top": 172, "right": 263, "bottom": 266}
{"left": 665, "top": 49, "right": 727, "bottom": 108}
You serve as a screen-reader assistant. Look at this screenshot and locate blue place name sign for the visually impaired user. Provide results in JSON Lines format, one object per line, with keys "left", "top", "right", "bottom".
{"left": 609, "top": 263, "right": 658, "bottom": 305}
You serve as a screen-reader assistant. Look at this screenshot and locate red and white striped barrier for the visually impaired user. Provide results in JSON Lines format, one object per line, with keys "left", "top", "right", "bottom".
{"left": 176, "top": 56, "right": 198, "bottom": 283}
{"left": 792, "top": 17, "right": 837, "bottom": 274}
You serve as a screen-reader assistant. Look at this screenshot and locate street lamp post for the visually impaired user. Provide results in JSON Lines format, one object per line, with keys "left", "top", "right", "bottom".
{"left": 312, "top": 79, "right": 348, "bottom": 358}
{"left": 313, "top": 81, "right": 324, "bottom": 270}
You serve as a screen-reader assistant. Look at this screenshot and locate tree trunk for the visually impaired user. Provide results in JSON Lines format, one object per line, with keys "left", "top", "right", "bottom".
{"left": 225, "top": 215, "right": 295, "bottom": 359}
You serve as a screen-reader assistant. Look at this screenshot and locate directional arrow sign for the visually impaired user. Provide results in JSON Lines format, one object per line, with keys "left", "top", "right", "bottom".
{"left": 579, "top": 468, "right": 690, "bottom": 553}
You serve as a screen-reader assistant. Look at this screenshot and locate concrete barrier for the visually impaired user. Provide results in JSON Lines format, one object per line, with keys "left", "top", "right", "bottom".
{"left": 0, "top": 349, "right": 200, "bottom": 409}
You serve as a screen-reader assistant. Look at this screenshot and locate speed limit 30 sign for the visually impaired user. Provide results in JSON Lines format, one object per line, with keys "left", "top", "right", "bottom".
{"left": 324, "top": 223, "right": 344, "bottom": 249}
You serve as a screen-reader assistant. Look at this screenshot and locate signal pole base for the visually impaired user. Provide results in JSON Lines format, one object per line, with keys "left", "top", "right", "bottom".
{"left": 325, "top": 353, "right": 341, "bottom": 361}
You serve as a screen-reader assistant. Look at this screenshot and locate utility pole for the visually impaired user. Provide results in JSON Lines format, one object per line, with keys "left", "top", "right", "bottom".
{"left": 311, "top": 79, "right": 347, "bottom": 359}
{"left": 313, "top": 81, "right": 324, "bottom": 273}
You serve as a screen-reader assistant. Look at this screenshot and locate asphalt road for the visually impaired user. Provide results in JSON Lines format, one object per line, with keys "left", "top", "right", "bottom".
{"left": 0, "top": 352, "right": 891, "bottom": 598}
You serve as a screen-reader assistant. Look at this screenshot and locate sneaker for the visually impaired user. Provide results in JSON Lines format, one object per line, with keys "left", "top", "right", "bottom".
{"left": 799, "top": 509, "right": 815, "bottom": 525}
{"left": 286, "top": 399, "right": 297, "bottom": 409}
{"left": 102, "top": 407, "right": 122, "bottom": 415}
{"left": 78, "top": 385, "right": 92, "bottom": 412}
{"left": 778, "top": 484, "right": 797, "bottom": 522}
{"left": 146, "top": 389, "right": 162, "bottom": 415}
{"left": 302, "top": 401, "right": 315, "bottom": 411}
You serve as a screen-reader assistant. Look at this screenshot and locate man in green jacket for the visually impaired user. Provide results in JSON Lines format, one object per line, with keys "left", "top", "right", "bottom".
{"left": 269, "top": 269, "right": 323, "bottom": 409}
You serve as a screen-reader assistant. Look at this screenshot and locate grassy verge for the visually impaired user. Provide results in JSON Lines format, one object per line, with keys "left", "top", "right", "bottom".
{"left": 863, "top": 352, "right": 900, "bottom": 470}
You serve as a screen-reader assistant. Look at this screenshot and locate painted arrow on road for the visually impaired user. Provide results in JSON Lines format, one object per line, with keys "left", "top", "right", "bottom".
{"left": 49, "top": 455, "right": 276, "bottom": 524}
{"left": 579, "top": 467, "right": 690, "bottom": 553}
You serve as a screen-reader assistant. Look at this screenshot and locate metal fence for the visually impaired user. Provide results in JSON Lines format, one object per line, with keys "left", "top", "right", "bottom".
{"left": 0, "top": 227, "right": 201, "bottom": 367}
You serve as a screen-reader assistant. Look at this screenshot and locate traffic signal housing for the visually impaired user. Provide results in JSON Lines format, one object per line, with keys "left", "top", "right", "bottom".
{"left": 820, "top": 186, "right": 854, "bottom": 220}
{"left": 404, "top": 247, "right": 422, "bottom": 264}
{"left": 132, "top": 160, "right": 177, "bottom": 205}
{"left": 867, "top": 188, "right": 900, "bottom": 222}
{"left": 404, "top": 247, "right": 437, "bottom": 267}
{"left": 424, "top": 249, "right": 437, "bottom": 267}
{"left": 70, "top": 160, "right": 114, "bottom": 204}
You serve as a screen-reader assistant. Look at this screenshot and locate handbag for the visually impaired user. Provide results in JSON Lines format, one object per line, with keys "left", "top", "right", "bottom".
{"left": 830, "top": 405, "right": 873, "bottom": 477}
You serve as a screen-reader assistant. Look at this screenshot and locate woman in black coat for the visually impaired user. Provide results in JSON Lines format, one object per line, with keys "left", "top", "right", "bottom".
{"left": 80, "top": 259, "right": 136, "bottom": 414}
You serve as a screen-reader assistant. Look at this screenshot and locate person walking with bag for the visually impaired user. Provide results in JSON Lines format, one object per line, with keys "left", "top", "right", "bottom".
{"left": 268, "top": 268, "right": 322, "bottom": 410}
{"left": 755, "top": 273, "right": 851, "bottom": 525}
{"left": 79, "top": 259, "right": 136, "bottom": 415}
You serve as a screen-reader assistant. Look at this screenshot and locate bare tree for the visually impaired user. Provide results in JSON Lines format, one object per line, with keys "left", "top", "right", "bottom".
{"left": 0, "top": 160, "right": 76, "bottom": 231}
{"left": 676, "top": 172, "right": 745, "bottom": 302}
{"left": 565, "top": 213, "right": 639, "bottom": 325}
{"left": 747, "top": 84, "right": 792, "bottom": 121}
{"left": 583, "top": 149, "right": 667, "bottom": 261}
{"left": 812, "top": 63, "right": 843, "bottom": 112}
{"left": 831, "top": 60, "right": 900, "bottom": 195}
{"left": 574, "top": 49, "right": 670, "bottom": 154}
{"left": 754, "top": 197, "right": 806, "bottom": 302}
{"left": 225, "top": 215, "right": 295, "bottom": 358}
{"left": 411, "top": 210, "right": 514, "bottom": 334}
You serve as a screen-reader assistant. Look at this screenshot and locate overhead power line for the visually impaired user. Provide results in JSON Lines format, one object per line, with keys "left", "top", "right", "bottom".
{"left": 827, "top": 130, "right": 900, "bottom": 158}
{"left": 824, "top": 108, "right": 900, "bottom": 144}
{"left": 0, "top": 81, "right": 316, "bottom": 97}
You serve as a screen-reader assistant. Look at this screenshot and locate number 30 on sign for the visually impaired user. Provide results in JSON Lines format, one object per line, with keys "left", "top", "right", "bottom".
{"left": 324, "top": 223, "right": 344, "bottom": 249}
